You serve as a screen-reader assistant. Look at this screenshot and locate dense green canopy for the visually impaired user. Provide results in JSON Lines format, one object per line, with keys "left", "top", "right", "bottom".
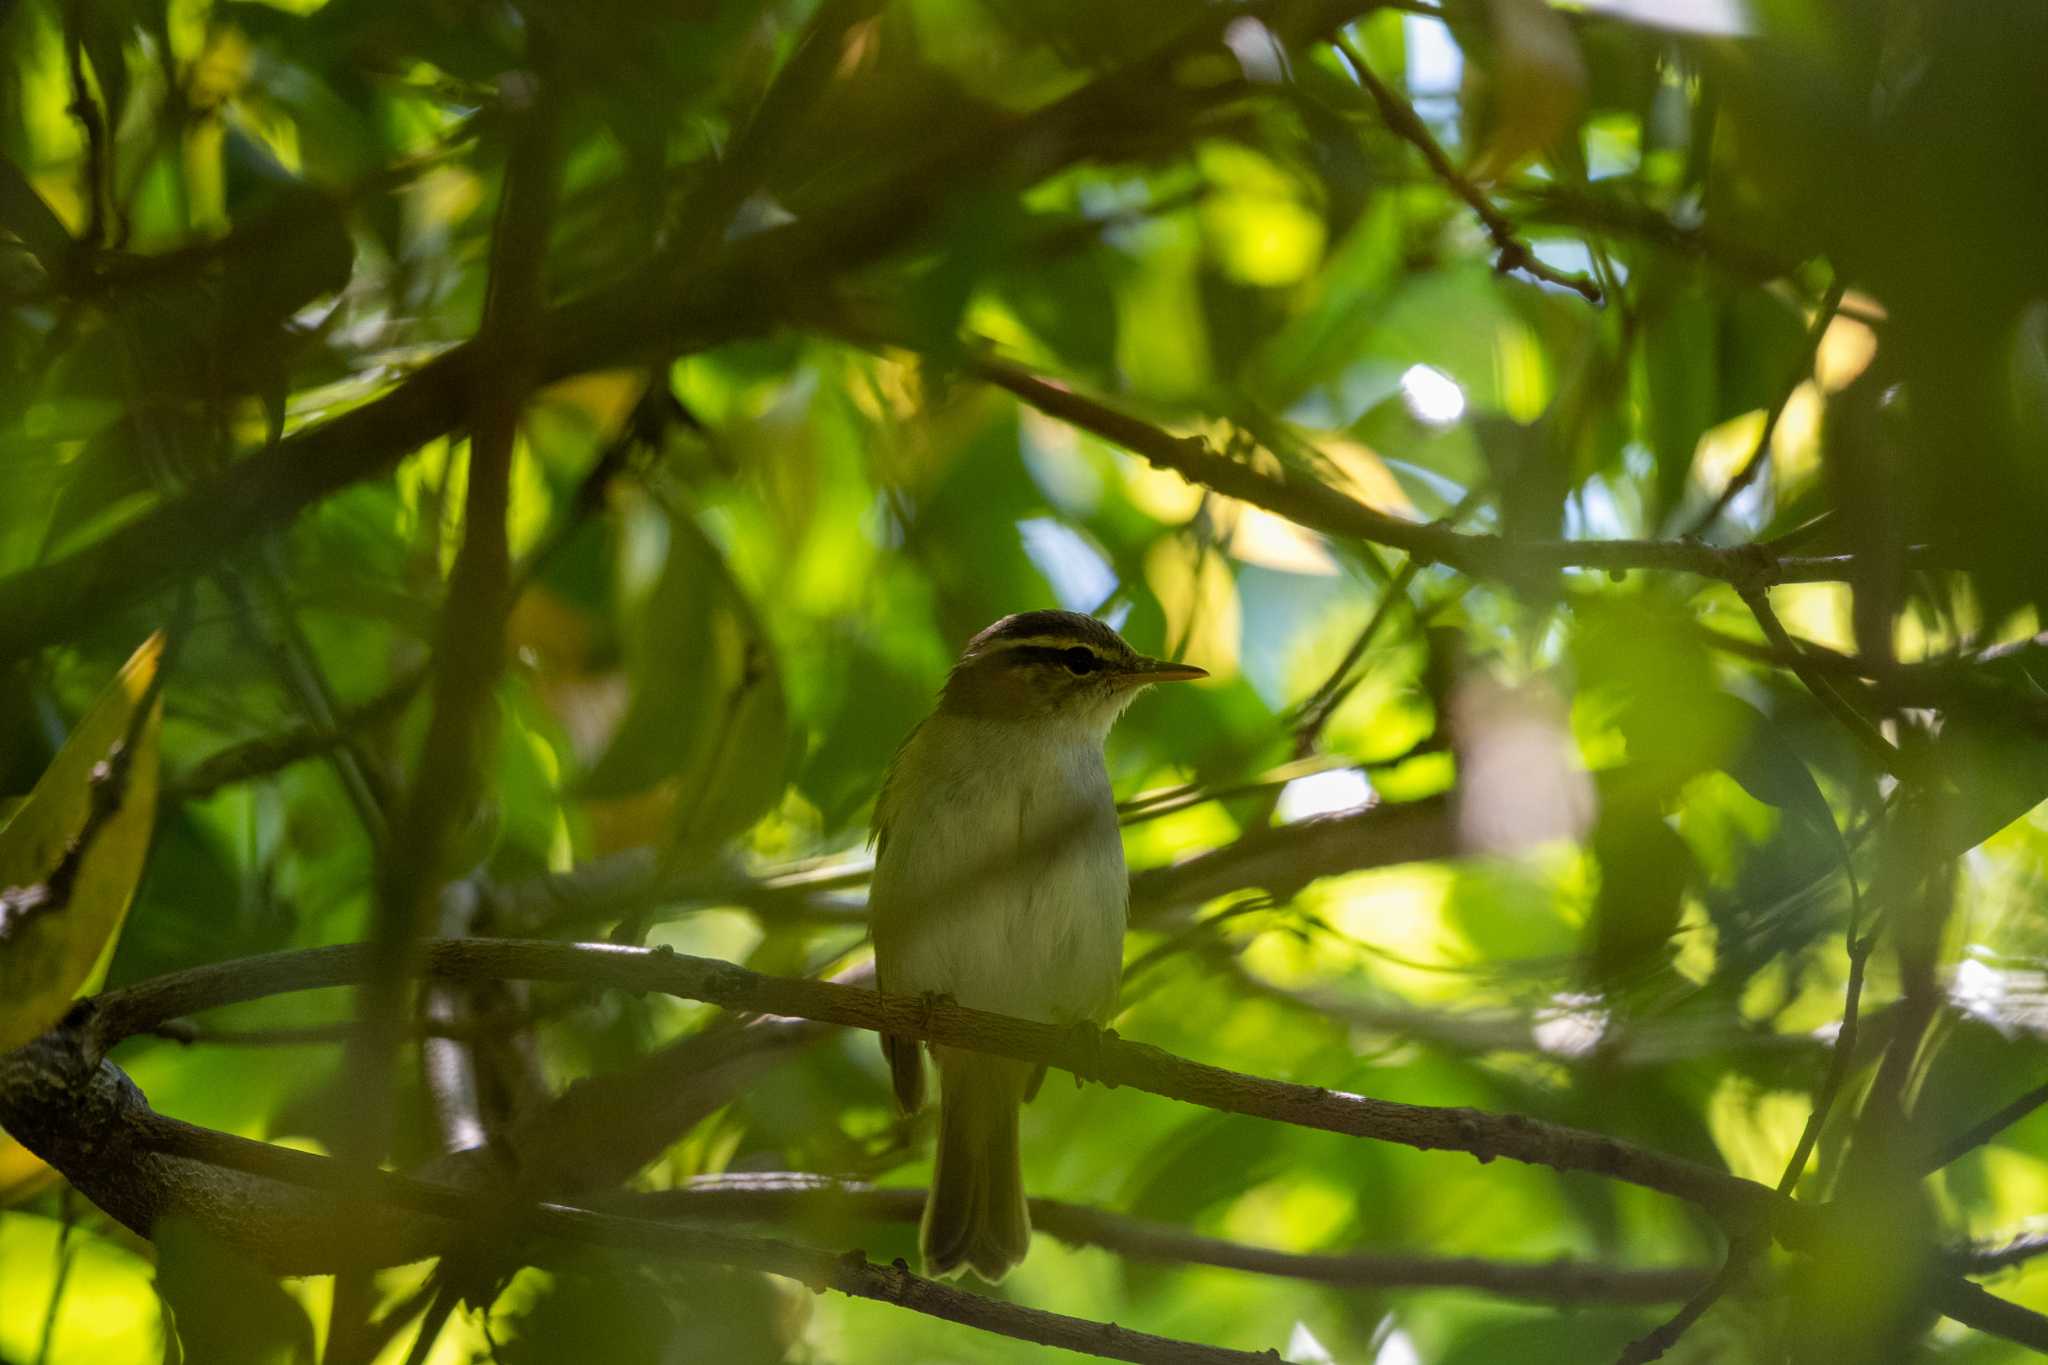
{"left": 3, "top": 0, "right": 2048, "bottom": 1361}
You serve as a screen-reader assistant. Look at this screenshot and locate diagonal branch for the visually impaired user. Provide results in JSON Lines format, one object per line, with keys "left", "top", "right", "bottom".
{"left": 1612, "top": 1235, "right": 1755, "bottom": 1365}
{"left": 1685, "top": 281, "right": 1845, "bottom": 537}
{"left": 1921, "top": 1075, "right": 2048, "bottom": 1175}
{"left": 1957, "top": 1233, "right": 2048, "bottom": 1277}
{"left": 1932, "top": 1280, "right": 2048, "bottom": 1353}
{"left": 1738, "top": 586, "right": 1910, "bottom": 780}
{"left": 968, "top": 357, "right": 1860, "bottom": 593}
{"left": 1330, "top": 33, "right": 1601, "bottom": 302}
{"left": 166, "top": 666, "right": 427, "bottom": 801}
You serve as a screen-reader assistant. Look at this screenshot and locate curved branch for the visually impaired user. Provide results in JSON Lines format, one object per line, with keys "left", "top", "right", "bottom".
{"left": 83, "top": 937, "right": 1791, "bottom": 1234}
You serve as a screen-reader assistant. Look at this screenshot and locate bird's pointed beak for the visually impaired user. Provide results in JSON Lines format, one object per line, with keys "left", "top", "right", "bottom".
{"left": 1115, "top": 657, "right": 1209, "bottom": 687}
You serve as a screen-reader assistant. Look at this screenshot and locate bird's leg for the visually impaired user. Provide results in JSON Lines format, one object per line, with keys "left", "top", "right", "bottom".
{"left": 917, "top": 990, "right": 955, "bottom": 1035}
{"left": 1057, "top": 1015, "right": 1119, "bottom": 1090}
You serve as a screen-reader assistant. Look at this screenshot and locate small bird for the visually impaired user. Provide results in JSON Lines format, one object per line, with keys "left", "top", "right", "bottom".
{"left": 870, "top": 610, "right": 1206, "bottom": 1280}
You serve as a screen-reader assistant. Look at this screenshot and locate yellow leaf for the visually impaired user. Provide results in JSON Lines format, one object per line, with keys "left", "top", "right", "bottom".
{"left": 0, "top": 1133, "right": 56, "bottom": 1207}
{"left": 0, "top": 633, "right": 165, "bottom": 1051}
{"left": 1468, "top": 0, "right": 1587, "bottom": 185}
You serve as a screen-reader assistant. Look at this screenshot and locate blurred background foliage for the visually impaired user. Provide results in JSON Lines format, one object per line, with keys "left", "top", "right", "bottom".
{"left": 2, "top": 0, "right": 2048, "bottom": 1360}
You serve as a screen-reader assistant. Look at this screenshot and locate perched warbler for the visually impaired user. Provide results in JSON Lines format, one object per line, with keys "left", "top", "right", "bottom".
{"left": 870, "top": 610, "right": 1206, "bottom": 1280}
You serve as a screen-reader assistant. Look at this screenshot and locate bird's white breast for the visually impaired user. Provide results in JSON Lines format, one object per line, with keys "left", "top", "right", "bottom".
{"left": 871, "top": 716, "right": 1127, "bottom": 1025}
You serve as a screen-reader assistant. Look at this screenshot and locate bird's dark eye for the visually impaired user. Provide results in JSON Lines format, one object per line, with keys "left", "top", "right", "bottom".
{"left": 1062, "top": 646, "right": 1100, "bottom": 675}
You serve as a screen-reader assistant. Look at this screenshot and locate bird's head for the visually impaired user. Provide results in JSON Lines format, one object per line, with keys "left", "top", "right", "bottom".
{"left": 938, "top": 610, "right": 1206, "bottom": 732}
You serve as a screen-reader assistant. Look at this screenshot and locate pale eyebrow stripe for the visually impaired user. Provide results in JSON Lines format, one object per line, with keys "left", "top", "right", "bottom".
{"left": 983, "top": 635, "right": 1112, "bottom": 655}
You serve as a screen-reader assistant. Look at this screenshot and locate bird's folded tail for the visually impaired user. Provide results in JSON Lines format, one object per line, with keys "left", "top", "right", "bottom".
{"left": 922, "top": 1048, "right": 1032, "bottom": 1281}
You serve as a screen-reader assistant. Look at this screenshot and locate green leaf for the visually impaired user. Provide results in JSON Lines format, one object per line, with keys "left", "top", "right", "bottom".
{"left": 1721, "top": 694, "right": 1840, "bottom": 841}
{"left": 0, "top": 158, "right": 73, "bottom": 272}
{"left": 1928, "top": 689, "right": 2048, "bottom": 858}
{"left": 0, "top": 1213, "right": 162, "bottom": 1363}
{"left": 1641, "top": 280, "right": 1718, "bottom": 520}
{"left": 580, "top": 494, "right": 791, "bottom": 857}
{"left": 41, "top": 410, "right": 207, "bottom": 559}
{"left": 0, "top": 633, "right": 163, "bottom": 1051}
{"left": 1573, "top": 595, "right": 1750, "bottom": 782}
{"left": 492, "top": 1253, "right": 791, "bottom": 1365}
{"left": 1588, "top": 798, "right": 1695, "bottom": 986}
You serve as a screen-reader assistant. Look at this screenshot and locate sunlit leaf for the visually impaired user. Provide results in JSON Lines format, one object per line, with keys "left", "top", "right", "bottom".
{"left": 0, "top": 633, "right": 163, "bottom": 1051}
{"left": 0, "top": 1212, "right": 163, "bottom": 1364}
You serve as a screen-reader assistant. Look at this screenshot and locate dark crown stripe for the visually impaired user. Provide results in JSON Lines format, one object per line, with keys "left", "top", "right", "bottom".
{"left": 967, "top": 610, "right": 1128, "bottom": 656}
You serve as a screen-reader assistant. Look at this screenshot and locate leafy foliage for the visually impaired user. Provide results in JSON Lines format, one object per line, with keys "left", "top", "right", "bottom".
{"left": 0, "top": 0, "right": 2045, "bottom": 1362}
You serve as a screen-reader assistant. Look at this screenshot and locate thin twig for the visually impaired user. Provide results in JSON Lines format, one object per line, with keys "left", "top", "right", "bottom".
{"left": 1612, "top": 1237, "right": 1754, "bottom": 1365}
{"left": 1330, "top": 34, "right": 1601, "bottom": 303}
{"left": 1957, "top": 1233, "right": 2048, "bottom": 1277}
{"left": 1505, "top": 184, "right": 1798, "bottom": 284}
{"left": 166, "top": 666, "right": 427, "bottom": 801}
{"left": 1775, "top": 912, "right": 1878, "bottom": 1196}
{"left": 631, "top": 1173, "right": 1712, "bottom": 1305}
{"left": 1686, "top": 280, "right": 1846, "bottom": 537}
{"left": 1293, "top": 560, "right": 1421, "bottom": 752}
{"left": 62, "top": 4, "right": 108, "bottom": 248}
{"left": 32, "top": 1188, "right": 78, "bottom": 1365}
{"left": 1922, "top": 1077, "right": 2048, "bottom": 1175}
